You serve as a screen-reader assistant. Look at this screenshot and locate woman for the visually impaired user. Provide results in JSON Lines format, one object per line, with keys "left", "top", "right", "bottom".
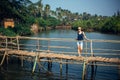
{"left": 76, "top": 27, "right": 88, "bottom": 56}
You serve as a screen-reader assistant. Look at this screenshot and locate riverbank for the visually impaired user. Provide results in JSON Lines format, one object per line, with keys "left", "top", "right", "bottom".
{"left": 31, "top": 24, "right": 72, "bottom": 33}
{"left": 30, "top": 24, "right": 120, "bottom": 36}
{"left": 0, "top": 24, "right": 120, "bottom": 37}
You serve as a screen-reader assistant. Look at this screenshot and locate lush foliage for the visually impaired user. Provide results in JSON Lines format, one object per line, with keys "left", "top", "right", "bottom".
{"left": 35, "top": 17, "right": 60, "bottom": 28}
{"left": 71, "top": 13, "right": 120, "bottom": 34}
{"left": 101, "top": 16, "right": 120, "bottom": 34}
{"left": 0, "top": 27, "right": 16, "bottom": 36}
{"left": 0, "top": 0, "right": 120, "bottom": 36}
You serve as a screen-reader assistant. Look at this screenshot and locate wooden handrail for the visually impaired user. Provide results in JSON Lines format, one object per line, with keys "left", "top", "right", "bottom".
{"left": 0, "top": 36, "right": 120, "bottom": 57}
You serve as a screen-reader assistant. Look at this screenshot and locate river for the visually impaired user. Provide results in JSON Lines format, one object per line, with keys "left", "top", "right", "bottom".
{"left": 0, "top": 30, "right": 120, "bottom": 80}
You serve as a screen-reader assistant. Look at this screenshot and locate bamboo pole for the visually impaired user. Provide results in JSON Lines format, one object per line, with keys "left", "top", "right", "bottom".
{"left": 32, "top": 52, "right": 38, "bottom": 73}
{"left": 90, "top": 40, "right": 93, "bottom": 57}
{"left": 17, "top": 36, "right": 23, "bottom": 67}
{"left": 37, "top": 56, "right": 42, "bottom": 72}
{"left": 1, "top": 36, "right": 120, "bottom": 43}
{"left": 82, "top": 41, "right": 88, "bottom": 80}
{"left": 5, "top": 37, "right": 8, "bottom": 49}
{"left": 85, "top": 41, "right": 87, "bottom": 57}
{"left": 16, "top": 36, "right": 20, "bottom": 50}
{"left": 0, "top": 37, "right": 8, "bottom": 66}
{"left": 37, "top": 39, "right": 40, "bottom": 50}
{"left": 82, "top": 59, "right": 87, "bottom": 80}
{"left": 90, "top": 62, "right": 97, "bottom": 80}
{"left": 0, "top": 51, "right": 7, "bottom": 66}
{"left": 5, "top": 37, "right": 9, "bottom": 64}
{"left": 47, "top": 58, "right": 52, "bottom": 71}
{"left": 47, "top": 39, "right": 50, "bottom": 52}
{"left": 37, "top": 58, "right": 52, "bottom": 75}
{"left": 60, "top": 58, "right": 63, "bottom": 76}
{"left": 66, "top": 59, "right": 68, "bottom": 74}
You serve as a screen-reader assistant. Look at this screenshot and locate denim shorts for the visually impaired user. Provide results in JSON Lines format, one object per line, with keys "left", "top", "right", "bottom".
{"left": 77, "top": 41, "right": 83, "bottom": 49}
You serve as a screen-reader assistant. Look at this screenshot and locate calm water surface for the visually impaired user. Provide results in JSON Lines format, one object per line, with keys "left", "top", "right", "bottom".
{"left": 0, "top": 30, "right": 120, "bottom": 80}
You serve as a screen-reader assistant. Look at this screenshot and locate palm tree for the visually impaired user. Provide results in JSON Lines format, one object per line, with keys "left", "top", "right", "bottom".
{"left": 50, "top": 10, "right": 57, "bottom": 18}
{"left": 35, "top": 0, "right": 43, "bottom": 17}
{"left": 56, "top": 7, "right": 62, "bottom": 20}
{"left": 44, "top": 4, "right": 50, "bottom": 19}
{"left": 28, "top": 3, "right": 37, "bottom": 17}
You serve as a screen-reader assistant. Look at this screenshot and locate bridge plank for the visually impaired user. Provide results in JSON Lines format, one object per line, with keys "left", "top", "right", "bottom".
{"left": 0, "top": 49, "right": 120, "bottom": 64}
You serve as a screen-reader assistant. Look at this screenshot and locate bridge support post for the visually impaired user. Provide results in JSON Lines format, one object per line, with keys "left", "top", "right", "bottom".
{"left": 0, "top": 52, "right": 7, "bottom": 66}
{"left": 90, "top": 62, "right": 97, "bottom": 80}
{"left": 90, "top": 40, "right": 93, "bottom": 57}
{"left": 5, "top": 37, "right": 9, "bottom": 65}
{"left": 60, "top": 59, "right": 62, "bottom": 77}
{"left": 16, "top": 36, "right": 23, "bottom": 67}
{"left": 21, "top": 55, "right": 23, "bottom": 67}
{"left": 47, "top": 58, "right": 52, "bottom": 71}
{"left": 6, "top": 53, "right": 9, "bottom": 65}
{"left": 66, "top": 59, "right": 68, "bottom": 74}
{"left": 32, "top": 52, "right": 38, "bottom": 73}
{"left": 82, "top": 59, "right": 87, "bottom": 80}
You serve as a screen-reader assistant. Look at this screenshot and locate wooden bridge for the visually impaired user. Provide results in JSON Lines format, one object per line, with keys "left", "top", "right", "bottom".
{"left": 0, "top": 36, "right": 120, "bottom": 79}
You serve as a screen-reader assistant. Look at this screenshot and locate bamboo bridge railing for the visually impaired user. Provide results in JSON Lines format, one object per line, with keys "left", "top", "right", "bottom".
{"left": 0, "top": 36, "right": 120, "bottom": 79}
{"left": 0, "top": 36, "right": 120, "bottom": 63}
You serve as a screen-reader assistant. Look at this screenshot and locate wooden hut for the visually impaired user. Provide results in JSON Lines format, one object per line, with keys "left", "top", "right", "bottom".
{"left": 3, "top": 18, "right": 14, "bottom": 28}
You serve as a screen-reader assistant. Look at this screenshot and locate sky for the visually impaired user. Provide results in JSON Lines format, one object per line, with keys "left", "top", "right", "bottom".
{"left": 30, "top": 0, "right": 120, "bottom": 16}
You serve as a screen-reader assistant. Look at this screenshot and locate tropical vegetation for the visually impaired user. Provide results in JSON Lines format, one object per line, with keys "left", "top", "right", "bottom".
{"left": 0, "top": 0, "right": 120, "bottom": 36}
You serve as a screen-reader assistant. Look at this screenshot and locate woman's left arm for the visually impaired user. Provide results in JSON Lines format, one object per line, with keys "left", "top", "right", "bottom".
{"left": 83, "top": 32, "right": 89, "bottom": 40}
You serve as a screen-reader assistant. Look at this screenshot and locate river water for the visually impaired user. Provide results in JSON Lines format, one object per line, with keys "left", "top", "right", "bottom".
{"left": 0, "top": 30, "right": 120, "bottom": 80}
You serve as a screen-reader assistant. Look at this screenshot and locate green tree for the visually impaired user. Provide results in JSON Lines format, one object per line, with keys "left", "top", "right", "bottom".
{"left": 0, "top": 0, "right": 32, "bottom": 22}
{"left": 0, "top": 27, "right": 16, "bottom": 36}
{"left": 44, "top": 4, "right": 50, "bottom": 19}
{"left": 35, "top": 0, "right": 43, "bottom": 17}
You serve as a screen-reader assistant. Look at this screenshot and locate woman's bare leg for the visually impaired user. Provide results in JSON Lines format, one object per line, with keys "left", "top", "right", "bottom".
{"left": 78, "top": 45, "right": 82, "bottom": 56}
